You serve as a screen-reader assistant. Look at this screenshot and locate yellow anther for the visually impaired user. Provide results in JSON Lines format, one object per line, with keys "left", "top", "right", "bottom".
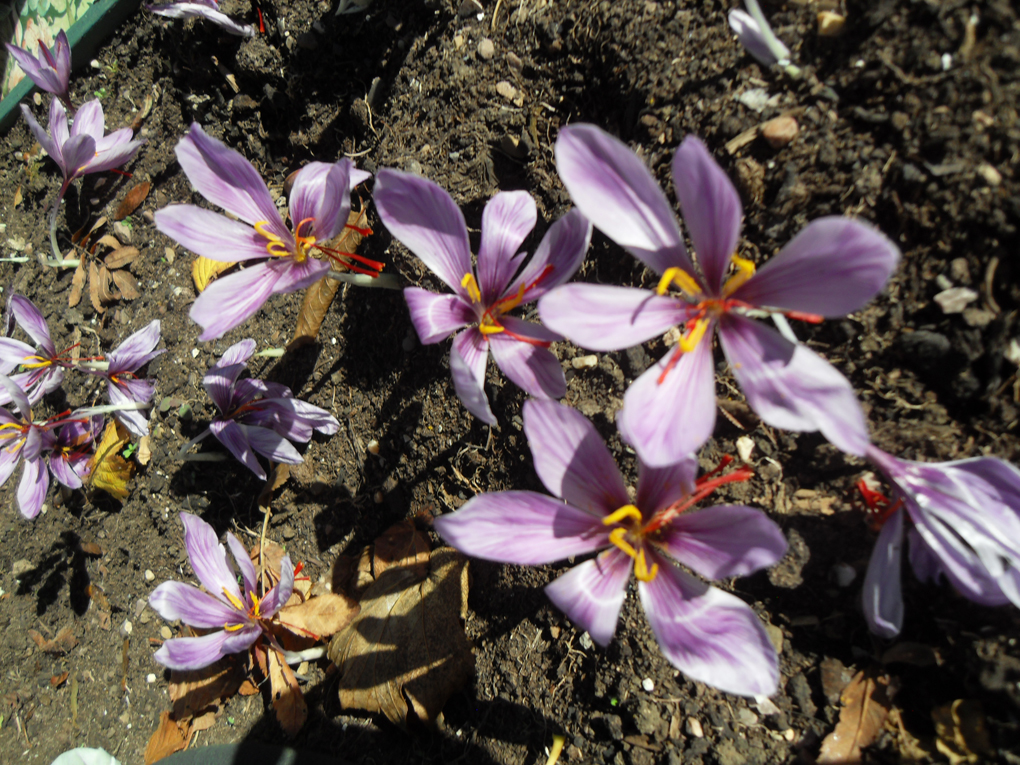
{"left": 634, "top": 549, "right": 659, "bottom": 582}
{"left": 461, "top": 273, "right": 482, "bottom": 304}
{"left": 497, "top": 282, "right": 526, "bottom": 314}
{"left": 223, "top": 622, "right": 245, "bottom": 632}
{"left": 478, "top": 320, "right": 505, "bottom": 335}
{"left": 222, "top": 587, "right": 246, "bottom": 611}
{"left": 254, "top": 220, "right": 295, "bottom": 259}
{"left": 607, "top": 527, "right": 637, "bottom": 559}
{"left": 721, "top": 255, "right": 756, "bottom": 296}
{"left": 21, "top": 355, "right": 52, "bottom": 370}
{"left": 602, "top": 504, "right": 643, "bottom": 526}
{"left": 679, "top": 318, "right": 710, "bottom": 353}
{"left": 656, "top": 267, "right": 703, "bottom": 298}
{"left": 249, "top": 591, "right": 262, "bottom": 618}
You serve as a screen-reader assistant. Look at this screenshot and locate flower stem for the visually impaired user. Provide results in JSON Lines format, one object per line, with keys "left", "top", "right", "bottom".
{"left": 326, "top": 270, "right": 402, "bottom": 290}
{"left": 742, "top": 0, "right": 801, "bottom": 78}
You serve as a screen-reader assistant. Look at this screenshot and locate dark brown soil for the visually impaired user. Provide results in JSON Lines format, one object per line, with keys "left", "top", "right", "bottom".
{"left": 1, "top": 0, "right": 1019, "bottom": 763}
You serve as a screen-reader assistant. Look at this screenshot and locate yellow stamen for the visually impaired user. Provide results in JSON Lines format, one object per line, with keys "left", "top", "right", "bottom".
{"left": 254, "top": 220, "right": 298, "bottom": 259}
{"left": 607, "top": 527, "right": 637, "bottom": 559}
{"left": 679, "top": 317, "right": 710, "bottom": 353}
{"left": 478, "top": 321, "right": 505, "bottom": 335}
{"left": 461, "top": 273, "right": 482, "bottom": 304}
{"left": 223, "top": 623, "right": 245, "bottom": 632}
{"left": 721, "top": 255, "right": 756, "bottom": 296}
{"left": 222, "top": 587, "right": 245, "bottom": 611}
{"left": 656, "top": 267, "right": 703, "bottom": 298}
{"left": 497, "top": 282, "right": 527, "bottom": 314}
{"left": 602, "top": 504, "right": 643, "bottom": 526}
{"left": 249, "top": 591, "right": 261, "bottom": 618}
{"left": 634, "top": 549, "right": 659, "bottom": 582}
{"left": 21, "top": 355, "right": 52, "bottom": 369}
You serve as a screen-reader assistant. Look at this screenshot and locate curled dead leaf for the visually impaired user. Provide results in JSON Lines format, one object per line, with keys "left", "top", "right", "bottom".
{"left": 818, "top": 667, "right": 895, "bottom": 764}
{"left": 104, "top": 245, "right": 141, "bottom": 270}
{"left": 111, "top": 269, "right": 141, "bottom": 300}
{"left": 68, "top": 260, "right": 85, "bottom": 307}
{"left": 268, "top": 646, "right": 307, "bottom": 735}
{"left": 275, "top": 592, "right": 359, "bottom": 641}
{"left": 144, "top": 710, "right": 190, "bottom": 765}
{"left": 114, "top": 181, "right": 151, "bottom": 221}
{"left": 28, "top": 626, "right": 78, "bottom": 654}
{"left": 88, "top": 261, "right": 105, "bottom": 314}
{"left": 87, "top": 420, "right": 135, "bottom": 501}
{"left": 97, "top": 265, "right": 119, "bottom": 303}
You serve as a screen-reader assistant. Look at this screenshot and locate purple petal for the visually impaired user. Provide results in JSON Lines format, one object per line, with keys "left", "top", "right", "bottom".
{"left": 108, "top": 320, "right": 164, "bottom": 372}
{"left": 731, "top": 217, "right": 901, "bottom": 316}
{"left": 236, "top": 423, "right": 304, "bottom": 465}
{"left": 180, "top": 512, "right": 245, "bottom": 605}
{"left": 488, "top": 322, "right": 566, "bottom": 400}
{"left": 264, "top": 254, "right": 330, "bottom": 295}
{"left": 109, "top": 383, "right": 151, "bottom": 437}
{"left": 718, "top": 316, "right": 869, "bottom": 456}
{"left": 190, "top": 263, "right": 281, "bottom": 342}
{"left": 862, "top": 508, "right": 904, "bottom": 638}
{"left": 70, "top": 100, "right": 104, "bottom": 140}
{"left": 84, "top": 136, "right": 144, "bottom": 176}
{"left": 62, "top": 134, "right": 100, "bottom": 180}
{"left": 0, "top": 446, "right": 20, "bottom": 490}
{"left": 239, "top": 397, "right": 338, "bottom": 441}
{"left": 0, "top": 374, "right": 33, "bottom": 420}
{"left": 0, "top": 338, "right": 37, "bottom": 372}
{"left": 149, "top": 581, "right": 244, "bottom": 628}
{"left": 672, "top": 136, "right": 742, "bottom": 295}
{"left": 450, "top": 329, "right": 495, "bottom": 425}
{"left": 404, "top": 288, "right": 473, "bottom": 344}
{"left": 155, "top": 205, "right": 271, "bottom": 263}
{"left": 153, "top": 627, "right": 261, "bottom": 671}
{"left": 617, "top": 336, "right": 716, "bottom": 467}
{"left": 539, "top": 284, "right": 687, "bottom": 352}
{"left": 209, "top": 420, "right": 269, "bottom": 479}
{"left": 522, "top": 398, "right": 629, "bottom": 514}
{"left": 636, "top": 457, "right": 698, "bottom": 514}
{"left": 434, "top": 490, "right": 610, "bottom": 565}
{"left": 658, "top": 505, "right": 788, "bottom": 580}
{"left": 639, "top": 557, "right": 779, "bottom": 696}
{"left": 146, "top": 2, "right": 255, "bottom": 36}
{"left": 258, "top": 555, "right": 294, "bottom": 617}
{"left": 508, "top": 208, "right": 592, "bottom": 302}
{"left": 48, "top": 454, "right": 83, "bottom": 489}
{"left": 555, "top": 124, "right": 695, "bottom": 277}
{"left": 17, "top": 457, "right": 48, "bottom": 519}
{"left": 217, "top": 339, "right": 257, "bottom": 368}
{"left": 20, "top": 104, "right": 61, "bottom": 170}
{"left": 728, "top": 9, "right": 782, "bottom": 66}
{"left": 373, "top": 169, "right": 472, "bottom": 295}
{"left": 289, "top": 160, "right": 353, "bottom": 243}
{"left": 477, "top": 191, "right": 536, "bottom": 302}
{"left": 10, "top": 295, "right": 55, "bottom": 355}
{"left": 203, "top": 339, "right": 254, "bottom": 412}
{"left": 545, "top": 548, "right": 632, "bottom": 646}
{"left": 175, "top": 123, "right": 285, "bottom": 234}
{"left": 226, "top": 532, "right": 258, "bottom": 598}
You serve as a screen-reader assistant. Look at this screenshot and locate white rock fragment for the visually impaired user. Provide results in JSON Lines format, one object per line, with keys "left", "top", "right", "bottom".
{"left": 977, "top": 163, "right": 1002, "bottom": 187}
{"left": 641, "top": 677, "right": 655, "bottom": 692}
{"left": 144, "top": 569, "right": 155, "bottom": 581}
{"left": 571, "top": 354, "right": 598, "bottom": 370}
{"left": 120, "top": 620, "right": 133, "bottom": 637}
{"left": 1005, "top": 339, "right": 1020, "bottom": 367}
{"left": 191, "top": 348, "right": 200, "bottom": 358}
{"left": 146, "top": 674, "right": 157, "bottom": 684}
{"left": 367, "top": 439, "right": 380, "bottom": 455}
{"left": 934, "top": 287, "right": 978, "bottom": 314}
{"left": 736, "top": 436, "right": 756, "bottom": 463}
{"left": 686, "top": 717, "right": 704, "bottom": 738}
{"left": 579, "top": 632, "right": 594, "bottom": 650}
{"left": 832, "top": 562, "right": 857, "bottom": 588}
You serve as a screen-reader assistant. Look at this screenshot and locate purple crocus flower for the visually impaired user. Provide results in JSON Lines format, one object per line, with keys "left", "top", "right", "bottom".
{"left": 184, "top": 339, "right": 340, "bottom": 480}
{"left": 434, "top": 399, "right": 787, "bottom": 697}
{"left": 728, "top": 0, "right": 791, "bottom": 68}
{"left": 862, "top": 445, "right": 1020, "bottom": 638}
{"left": 0, "top": 294, "right": 66, "bottom": 406}
{"left": 5, "top": 29, "right": 72, "bottom": 105}
{"left": 155, "top": 123, "right": 371, "bottom": 341}
{"left": 373, "top": 169, "right": 592, "bottom": 424}
{"left": 540, "top": 124, "right": 900, "bottom": 466}
{"left": 49, "top": 414, "right": 104, "bottom": 490}
{"left": 146, "top": 0, "right": 256, "bottom": 37}
{"left": 0, "top": 374, "right": 56, "bottom": 519}
{"left": 94, "top": 320, "right": 164, "bottom": 437}
{"left": 149, "top": 512, "right": 294, "bottom": 670}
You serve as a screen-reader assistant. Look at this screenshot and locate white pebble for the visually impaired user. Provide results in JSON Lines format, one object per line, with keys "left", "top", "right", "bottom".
{"left": 736, "top": 436, "right": 756, "bottom": 463}
{"left": 144, "top": 569, "right": 155, "bottom": 581}
{"left": 571, "top": 354, "right": 598, "bottom": 370}
{"left": 146, "top": 674, "right": 156, "bottom": 684}
{"left": 191, "top": 348, "right": 200, "bottom": 358}
{"left": 686, "top": 717, "right": 704, "bottom": 738}
{"left": 120, "top": 620, "right": 133, "bottom": 636}
{"left": 579, "top": 632, "right": 594, "bottom": 650}
{"left": 641, "top": 678, "right": 655, "bottom": 692}
{"left": 367, "top": 439, "right": 380, "bottom": 455}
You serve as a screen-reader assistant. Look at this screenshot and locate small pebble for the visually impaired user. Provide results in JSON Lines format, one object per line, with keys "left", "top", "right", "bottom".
{"left": 191, "top": 348, "right": 200, "bottom": 358}
{"left": 367, "top": 439, "right": 380, "bottom": 455}
{"left": 159, "top": 626, "right": 172, "bottom": 640}
{"left": 477, "top": 38, "right": 495, "bottom": 60}
{"left": 934, "top": 287, "right": 978, "bottom": 314}
{"left": 761, "top": 116, "right": 799, "bottom": 149}
{"left": 832, "top": 562, "right": 857, "bottom": 587}
{"left": 736, "top": 435, "right": 755, "bottom": 463}
{"left": 571, "top": 354, "right": 598, "bottom": 369}
{"left": 641, "top": 678, "right": 655, "bottom": 692}
{"left": 579, "top": 632, "right": 594, "bottom": 650}
{"left": 146, "top": 674, "right": 157, "bottom": 683}
{"left": 145, "top": 569, "right": 155, "bottom": 581}
{"left": 817, "top": 11, "right": 845, "bottom": 36}
{"left": 373, "top": 491, "right": 385, "bottom": 504}
{"left": 495, "top": 80, "right": 519, "bottom": 102}
{"left": 120, "top": 620, "right": 133, "bottom": 636}
{"left": 737, "top": 708, "right": 759, "bottom": 726}
{"left": 977, "top": 163, "right": 1002, "bottom": 187}
{"left": 686, "top": 718, "right": 704, "bottom": 738}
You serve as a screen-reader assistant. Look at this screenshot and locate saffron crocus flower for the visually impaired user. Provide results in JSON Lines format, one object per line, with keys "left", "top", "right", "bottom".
{"left": 540, "top": 125, "right": 900, "bottom": 466}
{"left": 49, "top": 414, "right": 104, "bottom": 490}
{"left": 0, "top": 294, "right": 66, "bottom": 405}
{"left": 181, "top": 339, "right": 340, "bottom": 480}
{"left": 861, "top": 445, "right": 1020, "bottom": 638}
{"left": 373, "top": 169, "right": 592, "bottom": 424}
{"left": 93, "top": 320, "right": 164, "bottom": 437}
{"left": 149, "top": 512, "right": 294, "bottom": 670}
{"left": 0, "top": 374, "right": 56, "bottom": 519}
{"left": 728, "top": 0, "right": 791, "bottom": 68}
{"left": 155, "top": 123, "right": 373, "bottom": 341}
{"left": 434, "top": 399, "right": 787, "bottom": 696}
{"left": 4, "top": 29, "right": 71, "bottom": 105}
{"left": 146, "top": 0, "right": 256, "bottom": 37}
{"left": 20, "top": 98, "right": 144, "bottom": 261}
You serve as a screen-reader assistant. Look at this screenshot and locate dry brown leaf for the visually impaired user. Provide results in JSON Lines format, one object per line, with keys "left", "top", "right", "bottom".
{"left": 28, "top": 626, "right": 78, "bottom": 654}
{"left": 932, "top": 699, "right": 993, "bottom": 764}
{"left": 192, "top": 256, "right": 236, "bottom": 293}
{"left": 276, "top": 592, "right": 359, "bottom": 641}
{"left": 268, "top": 645, "right": 307, "bottom": 735}
{"left": 238, "top": 678, "right": 260, "bottom": 696}
{"left": 104, "top": 246, "right": 141, "bottom": 269}
{"left": 257, "top": 463, "right": 290, "bottom": 507}
{"left": 80, "top": 541, "right": 104, "bottom": 556}
{"left": 87, "top": 420, "right": 135, "bottom": 501}
{"left": 97, "top": 265, "right": 120, "bottom": 303}
{"left": 888, "top": 707, "right": 939, "bottom": 761}
{"left": 13, "top": 185, "right": 22, "bottom": 207}
{"left": 50, "top": 671, "right": 69, "bottom": 688}
{"left": 87, "top": 583, "right": 111, "bottom": 612}
{"left": 137, "top": 435, "right": 152, "bottom": 466}
{"left": 72, "top": 216, "right": 107, "bottom": 246}
{"left": 881, "top": 641, "right": 941, "bottom": 667}
{"left": 111, "top": 269, "right": 141, "bottom": 300}
{"left": 69, "top": 260, "right": 85, "bottom": 308}
{"left": 144, "top": 710, "right": 191, "bottom": 765}
{"left": 818, "top": 667, "right": 895, "bottom": 764}
{"left": 94, "top": 234, "right": 122, "bottom": 250}
{"left": 372, "top": 518, "right": 430, "bottom": 579}
{"left": 328, "top": 530, "right": 473, "bottom": 728}
{"left": 114, "top": 181, "right": 151, "bottom": 221}
{"left": 168, "top": 656, "right": 246, "bottom": 729}
{"left": 289, "top": 207, "right": 370, "bottom": 349}
{"left": 88, "top": 261, "right": 105, "bottom": 314}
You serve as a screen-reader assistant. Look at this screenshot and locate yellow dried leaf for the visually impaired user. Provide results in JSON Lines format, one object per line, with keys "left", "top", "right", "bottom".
{"left": 87, "top": 420, "right": 135, "bottom": 501}
{"left": 192, "top": 256, "right": 236, "bottom": 293}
